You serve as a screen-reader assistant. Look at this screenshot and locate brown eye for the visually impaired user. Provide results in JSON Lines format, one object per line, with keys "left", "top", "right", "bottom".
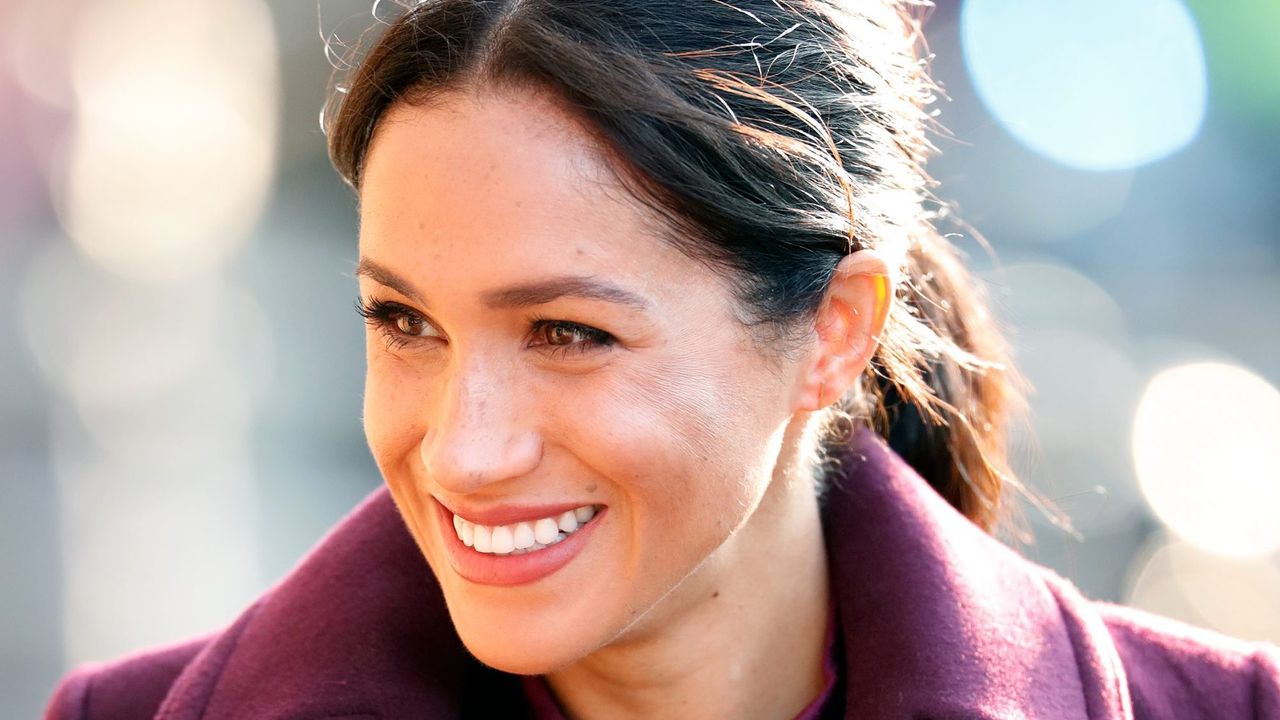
{"left": 544, "top": 323, "right": 582, "bottom": 346}
{"left": 395, "top": 313, "right": 430, "bottom": 337}
{"left": 529, "top": 320, "right": 616, "bottom": 356}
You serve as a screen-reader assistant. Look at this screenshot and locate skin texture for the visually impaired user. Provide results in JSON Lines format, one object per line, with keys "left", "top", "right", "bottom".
{"left": 357, "top": 84, "right": 891, "bottom": 720}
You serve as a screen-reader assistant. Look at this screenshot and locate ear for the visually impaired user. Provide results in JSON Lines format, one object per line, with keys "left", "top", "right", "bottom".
{"left": 793, "top": 249, "right": 893, "bottom": 411}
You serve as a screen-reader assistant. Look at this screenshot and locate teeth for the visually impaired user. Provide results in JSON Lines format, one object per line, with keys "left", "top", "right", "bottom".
{"left": 557, "top": 511, "right": 578, "bottom": 534}
{"left": 534, "top": 517, "right": 559, "bottom": 545}
{"left": 472, "top": 525, "right": 492, "bottom": 553}
{"left": 452, "top": 505, "right": 600, "bottom": 556}
{"left": 513, "top": 522, "right": 535, "bottom": 550}
{"left": 490, "top": 525, "right": 514, "bottom": 554}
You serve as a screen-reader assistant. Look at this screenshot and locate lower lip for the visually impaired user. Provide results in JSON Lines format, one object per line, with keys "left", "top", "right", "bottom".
{"left": 434, "top": 498, "right": 606, "bottom": 587}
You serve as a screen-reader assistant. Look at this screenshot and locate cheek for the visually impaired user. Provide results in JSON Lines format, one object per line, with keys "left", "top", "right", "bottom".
{"left": 362, "top": 352, "right": 449, "bottom": 572}
{"left": 362, "top": 351, "right": 434, "bottom": 476}
{"left": 571, "top": 345, "right": 785, "bottom": 544}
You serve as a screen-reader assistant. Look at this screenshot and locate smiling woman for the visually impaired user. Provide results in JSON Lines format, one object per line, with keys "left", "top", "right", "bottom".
{"left": 44, "top": 1, "right": 1280, "bottom": 719}
{"left": 353, "top": 89, "right": 856, "bottom": 694}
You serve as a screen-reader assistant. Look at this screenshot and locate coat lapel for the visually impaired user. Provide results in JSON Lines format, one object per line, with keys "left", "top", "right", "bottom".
{"left": 155, "top": 489, "right": 484, "bottom": 719}
{"left": 825, "top": 430, "right": 1132, "bottom": 719}
{"left": 154, "top": 430, "right": 1131, "bottom": 719}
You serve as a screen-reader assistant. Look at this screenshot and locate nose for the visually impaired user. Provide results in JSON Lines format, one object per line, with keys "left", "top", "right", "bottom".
{"left": 419, "top": 358, "right": 542, "bottom": 494}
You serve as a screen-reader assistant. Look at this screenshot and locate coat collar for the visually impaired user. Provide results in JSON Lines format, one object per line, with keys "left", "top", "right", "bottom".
{"left": 157, "top": 430, "right": 1131, "bottom": 719}
{"left": 824, "top": 432, "right": 1131, "bottom": 719}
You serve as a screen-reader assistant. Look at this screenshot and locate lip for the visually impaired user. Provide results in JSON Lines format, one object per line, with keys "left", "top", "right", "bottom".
{"left": 438, "top": 498, "right": 599, "bottom": 527}
{"left": 432, "top": 496, "right": 606, "bottom": 586}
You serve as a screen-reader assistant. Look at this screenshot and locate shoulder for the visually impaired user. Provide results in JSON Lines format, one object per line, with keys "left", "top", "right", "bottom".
{"left": 43, "top": 634, "right": 213, "bottom": 720}
{"left": 43, "top": 489, "right": 471, "bottom": 719}
{"left": 1093, "top": 602, "right": 1280, "bottom": 719}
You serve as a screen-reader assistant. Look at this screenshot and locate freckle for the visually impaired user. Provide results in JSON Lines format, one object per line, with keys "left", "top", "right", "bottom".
{"left": 586, "top": 482, "right": 598, "bottom": 493}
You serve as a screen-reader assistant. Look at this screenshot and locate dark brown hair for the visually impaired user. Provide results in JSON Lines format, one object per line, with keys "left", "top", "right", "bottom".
{"left": 324, "top": 0, "right": 1021, "bottom": 530}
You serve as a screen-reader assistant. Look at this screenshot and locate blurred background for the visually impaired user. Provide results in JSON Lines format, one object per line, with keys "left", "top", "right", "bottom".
{"left": 1, "top": 0, "right": 1277, "bottom": 715}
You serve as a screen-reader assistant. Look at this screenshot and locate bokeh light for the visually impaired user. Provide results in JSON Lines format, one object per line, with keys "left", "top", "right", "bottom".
{"left": 50, "top": 410, "right": 262, "bottom": 664}
{"left": 15, "top": 0, "right": 282, "bottom": 665}
{"left": 961, "top": 0, "right": 1208, "bottom": 171}
{"left": 19, "top": 244, "right": 274, "bottom": 460}
{"left": 1126, "top": 533, "right": 1280, "bottom": 644}
{"left": 61, "top": 0, "right": 278, "bottom": 282}
{"left": 1013, "top": 328, "right": 1143, "bottom": 533}
{"left": 4, "top": 0, "right": 77, "bottom": 108}
{"left": 19, "top": 241, "right": 273, "bottom": 663}
{"left": 1185, "top": 0, "right": 1280, "bottom": 124}
{"left": 990, "top": 262, "right": 1143, "bottom": 534}
{"left": 989, "top": 261, "right": 1127, "bottom": 339}
{"left": 1132, "top": 362, "right": 1280, "bottom": 557}
{"left": 3, "top": 1, "right": 1279, "bottom": 716}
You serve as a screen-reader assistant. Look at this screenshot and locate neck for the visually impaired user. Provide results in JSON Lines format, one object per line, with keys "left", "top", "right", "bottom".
{"left": 546, "top": 422, "right": 832, "bottom": 720}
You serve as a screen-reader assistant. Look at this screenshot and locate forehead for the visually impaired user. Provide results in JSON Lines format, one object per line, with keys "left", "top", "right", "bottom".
{"left": 357, "top": 87, "right": 686, "bottom": 293}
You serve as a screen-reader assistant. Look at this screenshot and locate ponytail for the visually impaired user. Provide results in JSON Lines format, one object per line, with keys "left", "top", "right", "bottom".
{"left": 846, "top": 231, "right": 1021, "bottom": 531}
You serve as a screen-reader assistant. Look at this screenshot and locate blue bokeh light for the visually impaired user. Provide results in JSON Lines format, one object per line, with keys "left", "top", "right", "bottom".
{"left": 961, "top": 0, "right": 1208, "bottom": 171}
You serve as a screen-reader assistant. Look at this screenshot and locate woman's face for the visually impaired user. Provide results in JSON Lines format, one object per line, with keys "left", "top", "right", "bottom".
{"left": 357, "top": 86, "right": 815, "bottom": 673}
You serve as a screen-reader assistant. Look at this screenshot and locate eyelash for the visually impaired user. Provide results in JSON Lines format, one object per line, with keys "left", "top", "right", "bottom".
{"left": 528, "top": 313, "right": 617, "bottom": 358}
{"left": 353, "top": 297, "right": 617, "bottom": 358}
{"left": 354, "top": 297, "right": 424, "bottom": 351}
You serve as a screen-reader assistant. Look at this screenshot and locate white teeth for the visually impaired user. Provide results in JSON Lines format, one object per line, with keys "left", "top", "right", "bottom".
{"left": 490, "top": 525, "right": 514, "bottom": 554}
{"left": 557, "top": 511, "right": 579, "bottom": 534}
{"left": 513, "top": 522, "right": 535, "bottom": 550}
{"left": 453, "top": 505, "right": 600, "bottom": 555}
{"left": 472, "top": 525, "right": 492, "bottom": 553}
{"left": 534, "top": 517, "right": 559, "bottom": 545}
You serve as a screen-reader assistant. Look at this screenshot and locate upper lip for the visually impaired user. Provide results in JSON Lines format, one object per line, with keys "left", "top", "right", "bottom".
{"left": 434, "top": 495, "right": 601, "bottom": 527}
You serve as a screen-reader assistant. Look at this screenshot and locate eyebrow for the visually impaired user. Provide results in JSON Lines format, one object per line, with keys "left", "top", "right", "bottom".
{"left": 354, "top": 258, "right": 650, "bottom": 311}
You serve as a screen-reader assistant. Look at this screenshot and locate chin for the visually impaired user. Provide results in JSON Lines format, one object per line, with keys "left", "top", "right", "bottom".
{"left": 450, "top": 608, "right": 596, "bottom": 675}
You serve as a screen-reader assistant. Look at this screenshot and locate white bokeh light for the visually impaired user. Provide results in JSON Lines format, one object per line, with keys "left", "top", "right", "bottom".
{"left": 62, "top": 0, "right": 278, "bottom": 282}
{"left": 1126, "top": 534, "right": 1280, "bottom": 645}
{"left": 25, "top": 0, "right": 281, "bottom": 664}
{"left": 1132, "top": 362, "right": 1280, "bottom": 557}
{"left": 20, "top": 241, "right": 274, "bottom": 664}
{"left": 961, "top": 0, "right": 1208, "bottom": 171}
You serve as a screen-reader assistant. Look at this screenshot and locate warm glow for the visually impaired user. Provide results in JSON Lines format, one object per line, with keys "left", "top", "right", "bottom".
{"left": 1132, "top": 362, "right": 1280, "bottom": 557}
{"left": 34, "top": 0, "right": 280, "bottom": 663}
{"left": 62, "top": 0, "right": 278, "bottom": 281}
{"left": 1126, "top": 534, "right": 1280, "bottom": 644}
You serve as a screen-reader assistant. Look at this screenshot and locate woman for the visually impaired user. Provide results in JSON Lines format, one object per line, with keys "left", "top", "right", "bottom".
{"left": 45, "top": 1, "right": 1280, "bottom": 718}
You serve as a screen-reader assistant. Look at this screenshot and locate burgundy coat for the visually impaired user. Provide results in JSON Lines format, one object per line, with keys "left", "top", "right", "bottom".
{"left": 46, "top": 430, "right": 1280, "bottom": 719}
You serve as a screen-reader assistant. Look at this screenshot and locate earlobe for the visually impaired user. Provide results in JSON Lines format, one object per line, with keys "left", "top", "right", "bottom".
{"left": 797, "top": 250, "right": 894, "bottom": 411}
